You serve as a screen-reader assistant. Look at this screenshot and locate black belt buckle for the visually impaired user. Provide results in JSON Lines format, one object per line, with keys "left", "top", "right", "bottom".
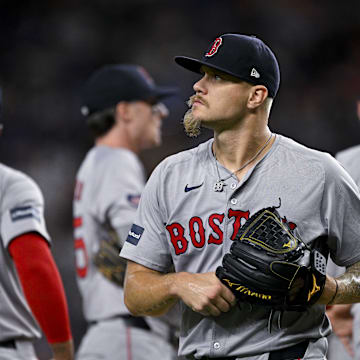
{"left": 0, "top": 339, "right": 16, "bottom": 349}
{"left": 269, "top": 340, "right": 309, "bottom": 360}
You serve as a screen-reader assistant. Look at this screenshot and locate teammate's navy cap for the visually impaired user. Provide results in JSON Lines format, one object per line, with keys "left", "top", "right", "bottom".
{"left": 175, "top": 33, "right": 280, "bottom": 98}
{"left": 81, "top": 64, "right": 177, "bottom": 116}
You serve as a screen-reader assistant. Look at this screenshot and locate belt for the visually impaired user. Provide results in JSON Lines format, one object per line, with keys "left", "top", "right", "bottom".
{"left": 89, "top": 314, "right": 150, "bottom": 332}
{"left": 0, "top": 339, "right": 16, "bottom": 349}
{"left": 269, "top": 340, "right": 309, "bottom": 360}
{"left": 188, "top": 339, "right": 309, "bottom": 360}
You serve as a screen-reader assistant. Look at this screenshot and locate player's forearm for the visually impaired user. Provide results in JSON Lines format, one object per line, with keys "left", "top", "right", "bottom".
{"left": 320, "top": 262, "right": 360, "bottom": 305}
{"left": 124, "top": 265, "right": 179, "bottom": 316}
{"left": 335, "top": 262, "right": 360, "bottom": 303}
{"left": 50, "top": 339, "right": 74, "bottom": 360}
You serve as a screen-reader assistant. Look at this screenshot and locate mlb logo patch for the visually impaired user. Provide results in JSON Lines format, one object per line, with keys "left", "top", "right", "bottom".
{"left": 126, "top": 224, "right": 144, "bottom": 246}
{"left": 127, "top": 194, "right": 141, "bottom": 208}
{"left": 10, "top": 206, "right": 40, "bottom": 222}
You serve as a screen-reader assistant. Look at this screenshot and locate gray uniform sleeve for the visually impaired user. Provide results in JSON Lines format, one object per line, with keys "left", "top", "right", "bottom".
{"left": 336, "top": 146, "right": 360, "bottom": 188}
{"left": 1, "top": 169, "right": 50, "bottom": 248}
{"left": 321, "top": 154, "right": 360, "bottom": 266}
{"left": 95, "top": 151, "right": 145, "bottom": 246}
{"left": 120, "top": 162, "right": 173, "bottom": 272}
{"left": 334, "top": 148, "right": 360, "bottom": 360}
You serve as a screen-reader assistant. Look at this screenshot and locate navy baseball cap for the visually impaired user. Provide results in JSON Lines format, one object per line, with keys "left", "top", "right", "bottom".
{"left": 175, "top": 33, "right": 280, "bottom": 98}
{"left": 81, "top": 64, "right": 177, "bottom": 116}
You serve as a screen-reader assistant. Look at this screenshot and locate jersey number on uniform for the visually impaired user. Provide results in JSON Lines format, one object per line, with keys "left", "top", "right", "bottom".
{"left": 73, "top": 180, "right": 88, "bottom": 278}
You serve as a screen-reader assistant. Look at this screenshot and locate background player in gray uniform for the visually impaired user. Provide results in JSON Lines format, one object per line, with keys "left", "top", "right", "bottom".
{"left": 73, "top": 64, "right": 179, "bottom": 360}
{"left": 120, "top": 34, "right": 360, "bottom": 360}
{"left": 0, "top": 88, "right": 74, "bottom": 359}
{"left": 326, "top": 99, "right": 360, "bottom": 360}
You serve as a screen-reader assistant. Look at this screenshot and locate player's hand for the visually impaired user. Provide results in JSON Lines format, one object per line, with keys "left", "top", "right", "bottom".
{"left": 50, "top": 339, "right": 74, "bottom": 360}
{"left": 326, "top": 304, "right": 354, "bottom": 357}
{"left": 174, "top": 272, "right": 236, "bottom": 317}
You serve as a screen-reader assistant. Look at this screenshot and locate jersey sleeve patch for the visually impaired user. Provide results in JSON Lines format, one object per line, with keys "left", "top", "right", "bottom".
{"left": 126, "top": 224, "right": 144, "bottom": 245}
{"left": 10, "top": 206, "right": 40, "bottom": 223}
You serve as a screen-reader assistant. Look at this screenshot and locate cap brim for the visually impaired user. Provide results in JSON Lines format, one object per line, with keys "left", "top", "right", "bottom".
{"left": 175, "top": 56, "right": 245, "bottom": 82}
{"left": 175, "top": 56, "right": 205, "bottom": 74}
{"left": 153, "top": 86, "right": 178, "bottom": 100}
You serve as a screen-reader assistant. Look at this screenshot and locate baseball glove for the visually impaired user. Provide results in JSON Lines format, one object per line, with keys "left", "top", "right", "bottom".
{"left": 216, "top": 204, "right": 328, "bottom": 311}
{"left": 93, "top": 230, "right": 127, "bottom": 287}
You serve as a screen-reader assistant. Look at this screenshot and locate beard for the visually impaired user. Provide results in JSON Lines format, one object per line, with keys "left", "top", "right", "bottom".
{"left": 182, "top": 95, "right": 202, "bottom": 137}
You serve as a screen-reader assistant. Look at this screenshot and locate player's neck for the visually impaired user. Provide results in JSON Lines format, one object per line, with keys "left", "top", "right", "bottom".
{"left": 95, "top": 128, "right": 140, "bottom": 153}
{"left": 213, "top": 124, "right": 273, "bottom": 177}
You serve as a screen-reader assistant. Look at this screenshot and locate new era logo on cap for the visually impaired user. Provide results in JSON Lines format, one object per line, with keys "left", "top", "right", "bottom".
{"left": 250, "top": 68, "right": 260, "bottom": 78}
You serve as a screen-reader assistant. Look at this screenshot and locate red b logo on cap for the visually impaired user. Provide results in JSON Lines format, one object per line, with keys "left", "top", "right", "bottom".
{"left": 205, "top": 37, "right": 223, "bottom": 57}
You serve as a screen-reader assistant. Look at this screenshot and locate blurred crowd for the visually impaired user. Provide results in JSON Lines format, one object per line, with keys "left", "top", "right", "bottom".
{"left": 0, "top": 0, "right": 360, "bottom": 358}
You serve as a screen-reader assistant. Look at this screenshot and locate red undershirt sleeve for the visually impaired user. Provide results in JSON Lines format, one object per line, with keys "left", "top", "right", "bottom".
{"left": 8, "top": 233, "right": 72, "bottom": 344}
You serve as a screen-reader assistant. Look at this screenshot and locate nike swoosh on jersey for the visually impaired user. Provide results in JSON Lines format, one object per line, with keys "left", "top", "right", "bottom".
{"left": 184, "top": 182, "right": 204, "bottom": 192}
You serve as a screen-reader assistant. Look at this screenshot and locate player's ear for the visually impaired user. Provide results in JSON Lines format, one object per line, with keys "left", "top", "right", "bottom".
{"left": 114, "top": 102, "right": 131, "bottom": 123}
{"left": 247, "top": 85, "right": 268, "bottom": 109}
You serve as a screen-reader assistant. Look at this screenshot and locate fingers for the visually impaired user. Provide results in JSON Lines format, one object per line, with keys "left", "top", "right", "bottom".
{"left": 182, "top": 272, "right": 237, "bottom": 316}
{"left": 205, "top": 275, "right": 237, "bottom": 315}
{"left": 193, "top": 304, "right": 221, "bottom": 317}
{"left": 191, "top": 296, "right": 234, "bottom": 317}
{"left": 219, "top": 281, "right": 237, "bottom": 305}
{"left": 211, "top": 294, "right": 234, "bottom": 314}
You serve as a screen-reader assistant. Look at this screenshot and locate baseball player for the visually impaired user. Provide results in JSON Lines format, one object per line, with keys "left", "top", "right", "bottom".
{"left": 326, "top": 99, "right": 360, "bottom": 360}
{"left": 335, "top": 99, "right": 360, "bottom": 186}
{"left": 120, "top": 33, "right": 360, "bottom": 360}
{"left": 73, "top": 64, "right": 179, "bottom": 360}
{"left": 0, "top": 87, "right": 74, "bottom": 359}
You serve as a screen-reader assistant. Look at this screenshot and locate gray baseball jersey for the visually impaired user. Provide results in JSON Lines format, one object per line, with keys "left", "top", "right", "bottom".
{"left": 0, "top": 163, "right": 50, "bottom": 354}
{"left": 74, "top": 145, "right": 177, "bottom": 360}
{"left": 327, "top": 145, "right": 360, "bottom": 360}
{"left": 336, "top": 145, "right": 360, "bottom": 187}
{"left": 73, "top": 146, "right": 145, "bottom": 320}
{"left": 120, "top": 134, "right": 360, "bottom": 359}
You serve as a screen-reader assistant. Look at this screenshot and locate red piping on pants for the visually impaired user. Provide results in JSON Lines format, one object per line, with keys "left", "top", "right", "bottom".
{"left": 126, "top": 327, "right": 132, "bottom": 360}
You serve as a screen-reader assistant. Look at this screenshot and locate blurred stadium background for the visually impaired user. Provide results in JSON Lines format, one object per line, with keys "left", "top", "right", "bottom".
{"left": 0, "top": 1, "right": 360, "bottom": 358}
